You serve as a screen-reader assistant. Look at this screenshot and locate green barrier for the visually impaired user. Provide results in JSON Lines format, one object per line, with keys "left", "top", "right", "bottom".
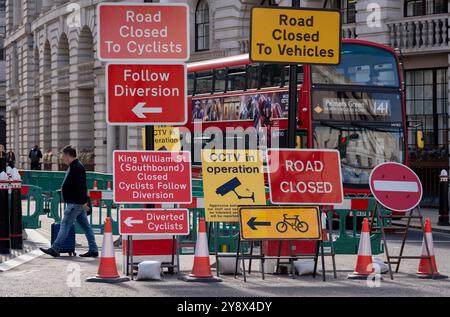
{"left": 322, "top": 198, "right": 388, "bottom": 255}
{"left": 21, "top": 170, "right": 113, "bottom": 192}
{"left": 21, "top": 185, "right": 44, "bottom": 229}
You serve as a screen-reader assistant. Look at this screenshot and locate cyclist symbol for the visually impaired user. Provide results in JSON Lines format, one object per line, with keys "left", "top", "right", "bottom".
{"left": 276, "top": 214, "right": 309, "bottom": 233}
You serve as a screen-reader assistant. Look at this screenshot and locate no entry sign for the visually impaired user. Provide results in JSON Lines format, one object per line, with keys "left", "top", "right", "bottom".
{"left": 106, "top": 64, "right": 187, "bottom": 125}
{"left": 267, "top": 149, "right": 343, "bottom": 205}
{"left": 97, "top": 3, "right": 189, "bottom": 61}
{"left": 119, "top": 209, "right": 189, "bottom": 236}
{"left": 113, "top": 151, "right": 192, "bottom": 204}
{"left": 369, "top": 162, "right": 423, "bottom": 212}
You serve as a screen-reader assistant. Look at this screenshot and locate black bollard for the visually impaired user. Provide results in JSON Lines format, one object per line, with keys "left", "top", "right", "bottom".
{"left": 10, "top": 180, "right": 23, "bottom": 249}
{"left": 438, "top": 169, "right": 450, "bottom": 226}
{"left": 0, "top": 172, "right": 10, "bottom": 254}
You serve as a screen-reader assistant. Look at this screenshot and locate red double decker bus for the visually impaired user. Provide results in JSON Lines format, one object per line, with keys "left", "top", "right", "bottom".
{"left": 185, "top": 39, "right": 406, "bottom": 197}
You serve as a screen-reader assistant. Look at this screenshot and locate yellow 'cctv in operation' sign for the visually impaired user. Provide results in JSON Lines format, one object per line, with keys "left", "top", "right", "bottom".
{"left": 239, "top": 206, "right": 322, "bottom": 241}
{"left": 202, "top": 150, "right": 266, "bottom": 222}
{"left": 250, "top": 7, "right": 341, "bottom": 65}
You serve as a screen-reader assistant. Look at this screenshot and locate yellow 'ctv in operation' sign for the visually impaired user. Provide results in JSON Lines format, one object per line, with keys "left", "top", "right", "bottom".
{"left": 250, "top": 7, "right": 341, "bottom": 65}
{"left": 239, "top": 206, "right": 322, "bottom": 241}
{"left": 154, "top": 126, "right": 181, "bottom": 151}
{"left": 202, "top": 150, "right": 266, "bottom": 222}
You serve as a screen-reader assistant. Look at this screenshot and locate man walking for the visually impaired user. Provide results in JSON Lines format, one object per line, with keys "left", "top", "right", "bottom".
{"left": 40, "top": 146, "right": 98, "bottom": 258}
{"left": 6, "top": 149, "right": 15, "bottom": 168}
{"left": 29, "top": 145, "right": 43, "bottom": 170}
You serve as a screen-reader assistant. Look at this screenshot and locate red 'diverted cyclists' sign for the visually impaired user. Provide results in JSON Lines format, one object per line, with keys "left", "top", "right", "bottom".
{"left": 97, "top": 3, "right": 189, "bottom": 61}
{"left": 106, "top": 64, "right": 187, "bottom": 125}
{"left": 267, "top": 149, "right": 343, "bottom": 205}
{"left": 113, "top": 151, "right": 192, "bottom": 204}
{"left": 119, "top": 209, "right": 190, "bottom": 236}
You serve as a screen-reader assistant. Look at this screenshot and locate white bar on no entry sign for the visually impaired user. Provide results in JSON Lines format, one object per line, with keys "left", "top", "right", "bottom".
{"left": 373, "top": 180, "right": 419, "bottom": 192}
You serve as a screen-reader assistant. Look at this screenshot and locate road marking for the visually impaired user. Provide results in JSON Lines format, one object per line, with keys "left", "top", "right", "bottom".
{"left": 373, "top": 180, "right": 419, "bottom": 192}
{"left": 0, "top": 230, "right": 50, "bottom": 272}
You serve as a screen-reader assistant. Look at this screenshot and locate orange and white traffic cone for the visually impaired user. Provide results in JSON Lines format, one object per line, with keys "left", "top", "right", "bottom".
{"left": 182, "top": 218, "right": 222, "bottom": 282}
{"left": 417, "top": 218, "right": 448, "bottom": 279}
{"left": 348, "top": 218, "right": 374, "bottom": 279}
{"left": 321, "top": 212, "right": 329, "bottom": 242}
{"left": 87, "top": 217, "right": 129, "bottom": 283}
{"left": 107, "top": 181, "right": 112, "bottom": 191}
{"left": 92, "top": 180, "right": 99, "bottom": 207}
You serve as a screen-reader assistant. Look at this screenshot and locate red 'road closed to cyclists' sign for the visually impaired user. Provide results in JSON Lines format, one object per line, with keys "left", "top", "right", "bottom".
{"left": 267, "top": 149, "right": 343, "bottom": 205}
{"left": 113, "top": 151, "right": 192, "bottom": 204}
{"left": 106, "top": 64, "right": 187, "bottom": 125}
{"left": 119, "top": 209, "right": 190, "bottom": 236}
{"left": 369, "top": 162, "right": 423, "bottom": 212}
{"left": 97, "top": 3, "right": 189, "bottom": 61}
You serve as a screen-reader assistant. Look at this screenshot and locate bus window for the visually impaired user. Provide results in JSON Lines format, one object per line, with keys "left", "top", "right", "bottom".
{"left": 261, "top": 64, "right": 284, "bottom": 88}
{"left": 214, "top": 68, "right": 227, "bottom": 93}
{"left": 282, "top": 65, "right": 304, "bottom": 86}
{"left": 246, "top": 65, "right": 259, "bottom": 90}
{"left": 227, "top": 66, "right": 246, "bottom": 91}
{"left": 312, "top": 44, "right": 399, "bottom": 87}
{"left": 188, "top": 73, "right": 195, "bottom": 96}
{"left": 196, "top": 71, "right": 213, "bottom": 95}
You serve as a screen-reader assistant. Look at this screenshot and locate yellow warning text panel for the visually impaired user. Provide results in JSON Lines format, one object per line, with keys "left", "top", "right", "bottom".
{"left": 202, "top": 150, "right": 266, "bottom": 222}
{"left": 154, "top": 126, "right": 181, "bottom": 151}
{"left": 239, "top": 206, "right": 322, "bottom": 240}
{"left": 250, "top": 7, "right": 341, "bottom": 65}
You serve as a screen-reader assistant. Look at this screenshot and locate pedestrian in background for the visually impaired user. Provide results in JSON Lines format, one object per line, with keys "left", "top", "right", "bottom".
{"left": 40, "top": 145, "right": 98, "bottom": 258}
{"left": 6, "top": 149, "right": 15, "bottom": 168}
{"left": 0, "top": 144, "right": 5, "bottom": 158}
{"left": 28, "top": 145, "right": 42, "bottom": 170}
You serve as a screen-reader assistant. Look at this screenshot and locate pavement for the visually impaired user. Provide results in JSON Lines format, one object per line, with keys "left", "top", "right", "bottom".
{"left": 0, "top": 212, "right": 450, "bottom": 297}
{"left": 393, "top": 208, "right": 450, "bottom": 234}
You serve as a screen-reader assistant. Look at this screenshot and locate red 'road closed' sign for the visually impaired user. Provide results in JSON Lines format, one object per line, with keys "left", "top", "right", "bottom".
{"left": 267, "top": 149, "right": 343, "bottom": 205}
{"left": 97, "top": 3, "right": 189, "bottom": 61}
{"left": 369, "top": 162, "right": 423, "bottom": 212}
{"left": 106, "top": 64, "right": 187, "bottom": 125}
{"left": 119, "top": 209, "right": 190, "bottom": 236}
{"left": 113, "top": 151, "right": 192, "bottom": 204}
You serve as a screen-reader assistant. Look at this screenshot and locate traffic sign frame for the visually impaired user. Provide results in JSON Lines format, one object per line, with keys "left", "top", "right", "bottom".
{"left": 266, "top": 148, "right": 344, "bottom": 205}
{"left": 249, "top": 6, "right": 342, "bottom": 65}
{"left": 97, "top": 2, "right": 190, "bottom": 62}
{"left": 105, "top": 62, "right": 188, "bottom": 126}
{"left": 369, "top": 162, "right": 423, "bottom": 212}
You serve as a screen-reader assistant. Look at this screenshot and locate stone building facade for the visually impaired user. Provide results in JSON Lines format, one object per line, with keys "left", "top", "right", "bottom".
{"left": 4, "top": 0, "right": 450, "bottom": 192}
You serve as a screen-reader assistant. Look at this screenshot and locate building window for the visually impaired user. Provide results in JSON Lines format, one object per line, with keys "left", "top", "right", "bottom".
{"left": 195, "top": 0, "right": 210, "bottom": 51}
{"left": 405, "top": 0, "right": 448, "bottom": 17}
{"left": 406, "top": 68, "right": 448, "bottom": 161}
{"left": 341, "top": 0, "right": 357, "bottom": 24}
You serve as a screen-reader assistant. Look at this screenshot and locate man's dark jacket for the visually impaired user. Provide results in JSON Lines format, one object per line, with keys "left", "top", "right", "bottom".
{"left": 62, "top": 159, "right": 88, "bottom": 204}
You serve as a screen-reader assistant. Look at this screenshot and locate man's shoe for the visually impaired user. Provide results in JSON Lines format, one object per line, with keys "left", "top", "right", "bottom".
{"left": 79, "top": 251, "right": 99, "bottom": 258}
{"left": 40, "top": 248, "right": 60, "bottom": 257}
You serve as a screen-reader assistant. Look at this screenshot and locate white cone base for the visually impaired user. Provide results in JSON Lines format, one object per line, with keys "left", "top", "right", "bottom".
{"left": 86, "top": 276, "right": 130, "bottom": 283}
{"left": 180, "top": 274, "right": 222, "bottom": 283}
{"left": 347, "top": 273, "right": 383, "bottom": 280}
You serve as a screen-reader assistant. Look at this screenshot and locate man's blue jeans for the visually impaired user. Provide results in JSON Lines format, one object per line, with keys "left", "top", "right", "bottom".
{"left": 52, "top": 204, "right": 98, "bottom": 253}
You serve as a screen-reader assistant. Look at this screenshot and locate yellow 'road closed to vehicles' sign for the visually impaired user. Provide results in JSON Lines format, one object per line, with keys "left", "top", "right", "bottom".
{"left": 154, "top": 126, "right": 181, "bottom": 151}
{"left": 239, "top": 206, "right": 322, "bottom": 240}
{"left": 202, "top": 150, "right": 266, "bottom": 222}
{"left": 250, "top": 7, "right": 341, "bottom": 65}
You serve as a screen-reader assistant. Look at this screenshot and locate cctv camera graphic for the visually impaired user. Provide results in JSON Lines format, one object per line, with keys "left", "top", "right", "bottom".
{"left": 216, "top": 177, "right": 255, "bottom": 202}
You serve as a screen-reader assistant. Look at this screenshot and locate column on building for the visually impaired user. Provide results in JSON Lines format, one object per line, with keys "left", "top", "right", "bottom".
{"left": 69, "top": 25, "right": 95, "bottom": 171}
{"left": 355, "top": 0, "right": 402, "bottom": 44}
{"left": 52, "top": 33, "right": 70, "bottom": 170}
{"left": 39, "top": 40, "right": 52, "bottom": 156}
